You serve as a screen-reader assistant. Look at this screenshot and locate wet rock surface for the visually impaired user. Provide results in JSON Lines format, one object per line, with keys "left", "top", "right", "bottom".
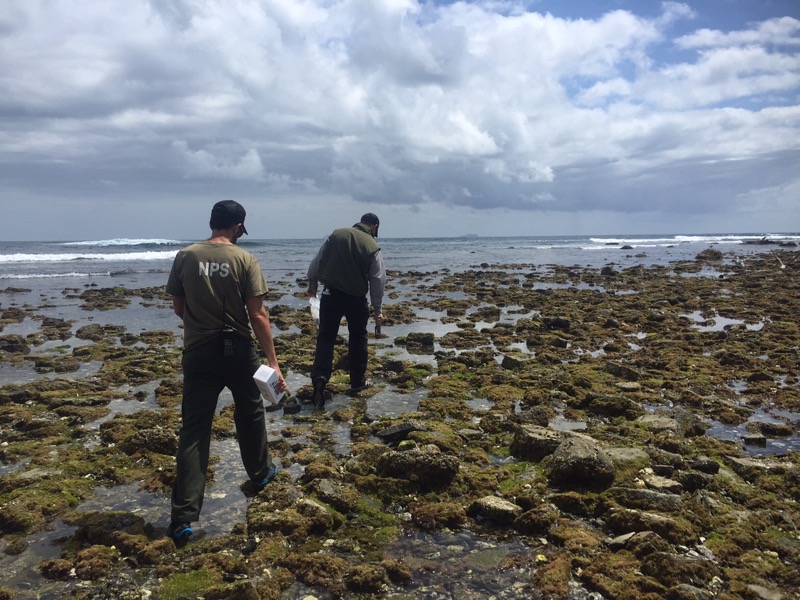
{"left": 0, "top": 251, "right": 799, "bottom": 599}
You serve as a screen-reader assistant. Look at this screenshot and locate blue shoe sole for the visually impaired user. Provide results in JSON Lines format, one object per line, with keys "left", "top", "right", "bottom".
{"left": 168, "top": 523, "right": 193, "bottom": 541}
{"left": 253, "top": 463, "right": 279, "bottom": 490}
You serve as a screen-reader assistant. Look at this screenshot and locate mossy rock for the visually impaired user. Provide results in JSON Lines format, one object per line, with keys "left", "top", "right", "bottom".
{"left": 280, "top": 553, "right": 349, "bottom": 596}
{"left": 424, "top": 375, "right": 473, "bottom": 400}
{"left": 410, "top": 501, "right": 467, "bottom": 530}
{"left": 73, "top": 544, "right": 121, "bottom": 580}
{"left": 605, "top": 508, "right": 700, "bottom": 546}
{"left": 513, "top": 505, "right": 559, "bottom": 535}
{"left": 640, "top": 552, "right": 721, "bottom": 588}
{"left": 531, "top": 550, "right": 572, "bottom": 599}
{"left": 158, "top": 568, "right": 224, "bottom": 600}
{"left": 345, "top": 563, "right": 389, "bottom": 594}
{"left": 579, "top": 551, "right": 666, "bottom": 599}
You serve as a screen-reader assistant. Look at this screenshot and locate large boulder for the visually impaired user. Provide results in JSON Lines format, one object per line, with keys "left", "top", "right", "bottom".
{"left": 510, "top": 424, "right": 563, "bottom": 461}
{"left": 467, "top": 496, "right": 523, "bottom": 525}
{"left": 118, "top": 427, "right": 178, "bottom": 456}
{"left": 641, "top": 552, "right": 721, "bottom": 588}
{"left": 544, "top": 436, "right": 615, "bottom": 490}
{"left": 695, "top": 248, "right": 724, "bottom": 261}
{"left": 376, "top": 448, "right": 459, "bottom": 491}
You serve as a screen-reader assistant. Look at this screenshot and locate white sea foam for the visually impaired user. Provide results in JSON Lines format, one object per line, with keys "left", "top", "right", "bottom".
{"left": 0, "top": 251, "right": 177, "bottom": 263}
{"left": 0, "top": 272, "right": 104, "bottom": 279}
{"left": 589, "top": 236, "right": 704, "bottom": 245}
{"left": 589, "top": 233, "right": 800, "bottom": 246}
{"left": 60, "top": 239, "right": 183, "bottom": 247}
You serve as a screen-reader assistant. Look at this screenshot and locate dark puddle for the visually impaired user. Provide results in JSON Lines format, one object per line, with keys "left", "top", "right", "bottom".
{"left": 382, "top": 530, "right": 549, "bottom": 599}
{"left": 705, "top": 406, "right": 800, "bottom": 457}
{"left": 0, "top": 456, "right": 32, "bottom": 478}
{"left": 0, "top": 519, "right": 79, "bottom": 600}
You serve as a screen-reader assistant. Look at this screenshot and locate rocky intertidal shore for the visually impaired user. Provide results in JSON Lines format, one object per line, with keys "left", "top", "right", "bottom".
{"left": 1, "top": 251, "right": 799, "bottom": 599}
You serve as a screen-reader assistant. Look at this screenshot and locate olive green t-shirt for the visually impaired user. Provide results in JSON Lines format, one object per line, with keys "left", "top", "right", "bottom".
{"left": 166, "top": 242, "right": 268, "bottom": 350}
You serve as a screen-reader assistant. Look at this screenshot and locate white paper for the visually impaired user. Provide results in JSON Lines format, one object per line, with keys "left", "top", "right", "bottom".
{"left": 309, "top": 295, "right": 320, "bottom": 327}
{"left": 253, "top": 365, "right": 285, "bottom": 403}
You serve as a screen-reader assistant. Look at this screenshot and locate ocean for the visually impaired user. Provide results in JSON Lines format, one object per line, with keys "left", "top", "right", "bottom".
{"left": 3, "top": 232, "right": 797, "bottom": 355}
{"left": 3, "top": 232, "right": 798, "bottom": 289}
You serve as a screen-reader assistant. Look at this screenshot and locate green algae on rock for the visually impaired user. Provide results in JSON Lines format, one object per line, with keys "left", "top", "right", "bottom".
{"left": 1, "top": 250, "right": 800, "bottom": 598}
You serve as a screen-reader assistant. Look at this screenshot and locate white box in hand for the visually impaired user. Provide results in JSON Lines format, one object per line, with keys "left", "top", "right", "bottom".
{"left": 253, "top": 365, "right": 285, "bottom": 403}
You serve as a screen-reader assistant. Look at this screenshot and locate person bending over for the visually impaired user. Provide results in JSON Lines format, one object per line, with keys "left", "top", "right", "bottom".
{"left": 306, "top": 213, "right": 386, "bottom": 408}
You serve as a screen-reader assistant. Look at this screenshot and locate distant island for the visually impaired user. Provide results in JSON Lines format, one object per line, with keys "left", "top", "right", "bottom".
{"left": 459, "top": 233, "right": 479, "bottom": 238}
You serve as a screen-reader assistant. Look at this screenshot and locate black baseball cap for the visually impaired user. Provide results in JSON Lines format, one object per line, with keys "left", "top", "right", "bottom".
{"left": 360, "top": 212, "right": 380, "bottom": 226}
{"left": 210, "top": 200, "right": 248, "bottom": 234}
{"left": 360, "top": 213, "right": 380, "bottom": 238}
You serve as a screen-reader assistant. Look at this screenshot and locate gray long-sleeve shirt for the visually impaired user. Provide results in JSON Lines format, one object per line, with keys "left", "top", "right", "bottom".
{"left": 307, "top": 235, "right": 386, "bottom": 314}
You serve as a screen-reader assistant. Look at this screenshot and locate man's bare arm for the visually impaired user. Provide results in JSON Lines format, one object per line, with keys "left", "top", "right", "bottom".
{"left": 245, "top": 296, "right": 287, "bottom": 392}
{"left": 172, "top": 296, "right": 185, "bottom": 318}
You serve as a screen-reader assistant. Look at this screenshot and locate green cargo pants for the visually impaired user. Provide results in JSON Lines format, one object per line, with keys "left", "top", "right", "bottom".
{"left": 171, "top": 333, "right": 271, "bottom": 523}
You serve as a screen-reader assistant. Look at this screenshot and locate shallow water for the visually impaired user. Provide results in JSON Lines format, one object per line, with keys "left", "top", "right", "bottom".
{"left": 84, "top": 382, "right": 162, "bottom": 437}
{"left": 683, "top": 310, "right": 766, "bottom": 332}
{"left": 705, "top": 406, "right": 800, "bottom": 457}
{"left": 0, "top": 359, "right": 103, "bottom": 384}
{"left": 0, "top": 456, "right": 31, "bottom": 478}
{"left": 550, "top": 414, "right": 588, "bottom": 432}
{"left": 0, "top": 519, "right": 79, "bottom": 599}
{"left": 367, "top": 387, "right": 425, "bottom": 419}
{"left": 383, "top": 529, "right": 545, "bottom": 599}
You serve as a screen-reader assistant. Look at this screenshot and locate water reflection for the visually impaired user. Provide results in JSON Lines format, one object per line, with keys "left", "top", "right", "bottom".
{"left": 682, "top": 310, "right": 766, "bottom": 332}
{"left": 0, "top": 359, "right": 104, "bottom": 384}
{"left": 0, "top": 519, "right": 79, "bottom": 599}
{"left": 367, "top": 388, "right": 424, "bottom": 419}
{"left": 550, "top": 414, "right": 588, "bottom": 432}
{"left": 466, "top": 397, "right": 492, "bottom": 412}
{"left": 705, "top": 407, "right": 800, "bottom": 457}
{"left": 384, "top": 530, "right": 545, "bottom": 599}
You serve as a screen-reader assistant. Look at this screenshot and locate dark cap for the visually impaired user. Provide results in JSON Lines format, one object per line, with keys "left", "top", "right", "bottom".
{"left": 210, "top": 200, "right": 248, "bottom": 234}
{"left": 360, "top": 212, "right": 380, "bottom": 226}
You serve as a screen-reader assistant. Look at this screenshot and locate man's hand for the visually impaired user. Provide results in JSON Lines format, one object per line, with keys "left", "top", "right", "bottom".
{"left": 270, "top": 364, "right": 288, "bottom": 393}
{"left": 246, "top": 296, "right": 286, "bottom": 393}
{"left": 307, "top": 286, "right": 317, "bottom": 297}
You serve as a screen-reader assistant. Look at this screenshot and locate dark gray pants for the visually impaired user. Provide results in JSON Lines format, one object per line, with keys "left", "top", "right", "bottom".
{"left": 311, "top": 287, "right": 369, "bottom": 387}
{"left": 171, "top": 335, "right": 270, "bottom": 523}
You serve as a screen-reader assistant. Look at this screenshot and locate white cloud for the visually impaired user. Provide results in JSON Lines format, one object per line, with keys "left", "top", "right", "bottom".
{"left": 677, "top": 16, "right": 800, "bottom": 49}
{"left": 0, "top": 0, "right": 798, "bottom": 240}
{"left": 172, "top": 141, "right": 265, "bottom": 181}
{"left": 656, "top": 2, "right": 696, "bottom": 28}
{"left": 642, "top": 45, "right": 800, "bottom": 109}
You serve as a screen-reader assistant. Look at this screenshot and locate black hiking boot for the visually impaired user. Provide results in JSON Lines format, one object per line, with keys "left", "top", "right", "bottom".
{"left": 312, "top": 377, "right": 327, "bottom": 409}
{"left": 167, "top": 521, "right": 193, "bottom": 547}
{"left": 349, "top": 378, "right": 373, "bottom": 394}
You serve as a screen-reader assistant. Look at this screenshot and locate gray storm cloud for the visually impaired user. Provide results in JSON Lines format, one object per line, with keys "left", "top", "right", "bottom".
{"left": 0, "top": 0, "right": 798, "bottom": 239}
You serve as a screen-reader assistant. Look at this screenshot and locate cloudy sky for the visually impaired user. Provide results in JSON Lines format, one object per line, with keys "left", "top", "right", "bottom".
{"left": 1, "top": 0, "right": 798, "bottom": 241}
